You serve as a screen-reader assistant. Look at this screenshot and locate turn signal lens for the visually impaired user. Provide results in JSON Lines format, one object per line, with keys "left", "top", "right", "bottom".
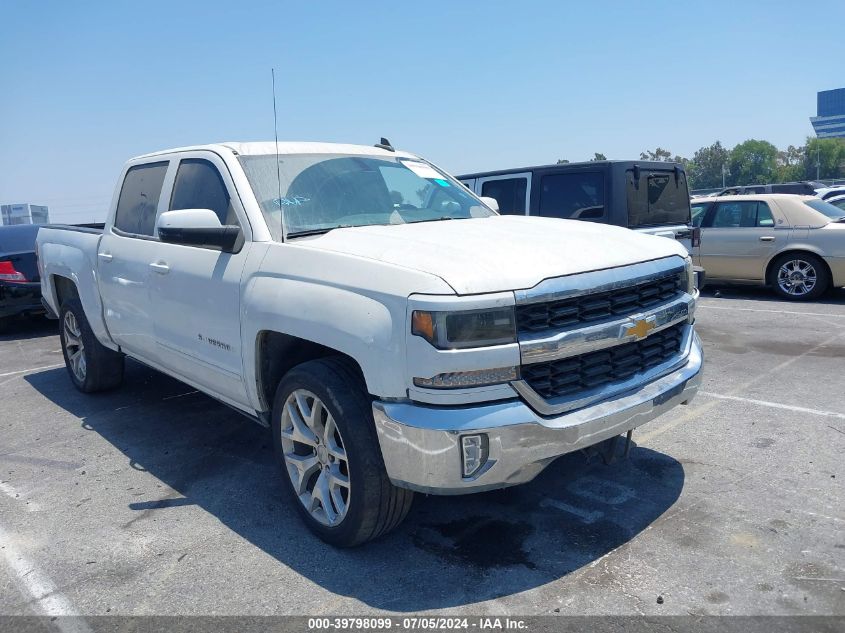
{"left": 411, "top": 311, "right": 435, "bottom": 342}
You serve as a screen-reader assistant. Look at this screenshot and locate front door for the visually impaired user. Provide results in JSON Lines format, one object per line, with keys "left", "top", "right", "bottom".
{"left": 699, "top": 200, "right": 785, "bottom": 280}
{"left": 148, "top": 154, "right": 251, "bottom": 406}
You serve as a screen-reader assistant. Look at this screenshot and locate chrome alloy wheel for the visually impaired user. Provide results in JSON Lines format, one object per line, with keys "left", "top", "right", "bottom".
{"left": 280, "top": 389, "right": 350, "bottom": 526}
{"left": 63, "top": 311, "right": 87, "bottom": 382}
{"left": 777, "top": 259, "right": 817, "bottom": 297}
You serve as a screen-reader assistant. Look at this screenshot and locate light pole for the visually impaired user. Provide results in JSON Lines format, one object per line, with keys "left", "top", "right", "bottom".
{"left": 817, "top": 148, "right": 821, "bottom": 181}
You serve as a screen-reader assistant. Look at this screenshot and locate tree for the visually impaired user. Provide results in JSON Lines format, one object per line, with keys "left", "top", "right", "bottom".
{"left": 776, "top": 144, "right": 805, "bottom": 183}
{"left": 688, "top": 141, "right": 730, "bottom": 189}
{"left": 802, "top": 137, "right": 845, "bottom": 180}
{"left": 591, "top": 152, "right": 607, "bottom": 161}
{"left": 556, "top": 159, "right": 570, "bottom": 164}
{"left": 728, "top": 139, "right": 778, "bottom": 185}
{"left": 639, "top": 148, "right": 673, "bottom": 161}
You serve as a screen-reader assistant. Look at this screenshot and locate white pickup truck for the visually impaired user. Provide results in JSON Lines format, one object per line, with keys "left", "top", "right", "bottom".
{"left": 38, "top": 141, "right": 703, "bottom": 547}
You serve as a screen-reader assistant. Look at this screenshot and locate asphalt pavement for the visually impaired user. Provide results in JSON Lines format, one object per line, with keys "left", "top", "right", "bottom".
{"left": 0, "top": 286, "right": 843, "bottom": 617}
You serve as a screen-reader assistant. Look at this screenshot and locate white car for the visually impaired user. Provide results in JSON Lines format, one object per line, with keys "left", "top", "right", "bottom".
{"left": 37, "top": 141, "right": 703, "bottom": 546}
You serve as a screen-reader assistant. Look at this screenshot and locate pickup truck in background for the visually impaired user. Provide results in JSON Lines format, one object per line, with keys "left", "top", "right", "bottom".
{"left": 38, "top": 141, "right": 703, "bottom": 547}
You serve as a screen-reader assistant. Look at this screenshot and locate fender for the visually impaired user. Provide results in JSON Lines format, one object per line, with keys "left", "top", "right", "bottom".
{"left": 40, "top": 238, "right": 118, "bottom": 351}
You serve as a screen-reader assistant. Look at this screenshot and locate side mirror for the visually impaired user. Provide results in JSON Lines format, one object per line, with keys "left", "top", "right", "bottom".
{"left": 479, "top": 196, "right": 499, "bottom": 213}
{"left": 157, "top": 209, "right": 241, "bottom": 252}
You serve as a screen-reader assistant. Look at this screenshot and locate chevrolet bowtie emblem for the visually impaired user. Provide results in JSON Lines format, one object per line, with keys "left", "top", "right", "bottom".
{"left": 624, "top": 319, "right": 655, "bottom": 340}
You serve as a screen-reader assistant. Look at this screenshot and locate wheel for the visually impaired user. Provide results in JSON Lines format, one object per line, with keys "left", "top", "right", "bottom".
{"left": 769, "top": 253, "right": 830, "bottom": 301}
{"left": 271, "top": 357, "right": 413, "bottom": 547}
{"left": 59, "top": 298, "right": 125, "bottom": 392}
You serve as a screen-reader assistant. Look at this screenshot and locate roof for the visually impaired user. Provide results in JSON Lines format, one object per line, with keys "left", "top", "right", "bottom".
{"left": 691, "top": 194, "right": 817, "bottom": 203}
{"left": 133, "top": 142, "right": 419, "bottom": 161}
{"left": 457, "top": 159, "right": 686, "bottom": 179}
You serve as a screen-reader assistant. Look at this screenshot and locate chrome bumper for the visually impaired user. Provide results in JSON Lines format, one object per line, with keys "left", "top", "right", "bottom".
{"left": 373, "top": 331, "right": 703, "bottom": 495}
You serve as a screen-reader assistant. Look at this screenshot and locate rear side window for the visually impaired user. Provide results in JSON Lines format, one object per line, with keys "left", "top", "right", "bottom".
{"left": 113, "top": 162, "right": 168, "bottom": 236}
{"left": 627, "top": 170, "right": 691, "bottom": 227}
{"left": 538, "top": 172, "right": 604, "bottom": 220}
{"left": 481, "top": 178, "right": 527, "bottom": 215}
{"left": 170, "top": 159, "right": 235, "bottom": 226}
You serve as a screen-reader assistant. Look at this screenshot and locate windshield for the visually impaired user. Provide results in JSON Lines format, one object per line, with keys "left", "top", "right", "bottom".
{"left": 804, "top": 198, "right": 845, "bottom": 220}
{"left": 238, "top": 153, "right": 495, "bottom": 239}
{"left": 626, "top": 169, "right": 692, "bottom": 227}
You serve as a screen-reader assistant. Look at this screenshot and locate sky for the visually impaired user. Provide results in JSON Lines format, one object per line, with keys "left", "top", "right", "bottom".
{"left": 1, "top": 0, "right": 843, "bottom": 223}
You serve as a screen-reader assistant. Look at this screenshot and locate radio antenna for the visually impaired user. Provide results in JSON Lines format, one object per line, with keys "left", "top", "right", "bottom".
{"left": 271, "top": 68, "right": 283, "bottom": 237}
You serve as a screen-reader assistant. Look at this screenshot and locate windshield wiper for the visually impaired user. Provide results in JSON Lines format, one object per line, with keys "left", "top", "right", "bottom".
{"left": 406, "top": 216, "right": 454, "bottom": 225}
{"left": 285, "top": 225, "right": 349, "bottom": 239}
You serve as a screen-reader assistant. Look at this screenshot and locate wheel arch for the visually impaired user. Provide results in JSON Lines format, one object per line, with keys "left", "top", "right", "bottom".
{"left": 254, "top": 330, "right": 367, "bottom": 420}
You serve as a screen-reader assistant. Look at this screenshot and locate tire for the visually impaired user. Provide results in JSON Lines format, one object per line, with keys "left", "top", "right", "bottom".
{"left": 769, "top": 253, "right": 830, "bottom": 301}
{"left": 59, "top": 298, "right": 125, "bottom": 392}
{"left": 271, "top": 357, "right": 413, "bottom": 547}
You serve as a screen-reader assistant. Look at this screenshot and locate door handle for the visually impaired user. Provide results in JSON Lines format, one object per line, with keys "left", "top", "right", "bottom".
{"left": 149, "top": 261, "right": 170, "bottom": 274}
{"left": 98, "top": 252, "right": 113, "bottom": 263}
{"left": 759, "top": 236, "right": 775, "bottom": 242}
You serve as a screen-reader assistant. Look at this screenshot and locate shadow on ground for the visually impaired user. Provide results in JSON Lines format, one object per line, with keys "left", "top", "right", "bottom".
{"left": 0, "top": 315, "right": 57, "bottom": 341}
{"left": 26, "top": 362, "right": 685, "bottom": 611}
{"left": 700, "top": 284, "right": 845, "bottom": 305}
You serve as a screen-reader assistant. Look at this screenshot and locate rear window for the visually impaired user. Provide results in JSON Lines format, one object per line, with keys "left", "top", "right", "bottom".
{"left": 113, "top": 162, "right": 168, "bottom": 236}
{"left": 626, "top": 169, "right": 691, "bottom": 227}
{"left": 538, "top": 172, "right": 605, "bottom": 220}
{"left": 805, "top": 199, "right": 845, "bottom": 220}
{"left": 0, "top": 225, "right": 40, "bottom": 253}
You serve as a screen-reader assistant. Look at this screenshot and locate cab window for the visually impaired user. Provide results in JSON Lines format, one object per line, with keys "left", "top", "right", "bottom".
{"left": 170, "top": 159, "right": 237, "bottom": 226}
{"left": 113, "top": 162, "right": 168, "bottom": 236}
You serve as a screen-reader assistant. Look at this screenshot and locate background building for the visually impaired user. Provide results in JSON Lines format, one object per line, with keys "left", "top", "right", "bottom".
{"left": 810, "top": 88, "right": 845, "bottom": 138}
{"left": 0, "top": 203, "right": 50, "bottom": 226}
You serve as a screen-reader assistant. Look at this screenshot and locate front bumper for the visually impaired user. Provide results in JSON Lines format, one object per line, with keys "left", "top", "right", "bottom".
{"left": 0, "top": 281, "right": 43, "bottom": 319}
{"left": 373, "top": 331, "right": 703, "bottom": 495}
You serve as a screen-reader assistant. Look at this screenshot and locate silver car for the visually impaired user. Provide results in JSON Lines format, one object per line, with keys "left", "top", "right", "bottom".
{"left": 690, "top": 194, "right": 845, "bottom": 300}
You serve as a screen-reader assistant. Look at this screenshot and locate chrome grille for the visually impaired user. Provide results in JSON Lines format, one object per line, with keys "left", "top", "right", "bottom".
{"left": 520, "top": 322, "right": 685, "bottom": 400}
{"left": 516, "top": 271, "right": 685, "bottom": 334}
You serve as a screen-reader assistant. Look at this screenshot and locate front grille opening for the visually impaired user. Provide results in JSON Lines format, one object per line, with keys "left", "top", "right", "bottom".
{"left": 521, "top": 322, "right": 685, "bottom": 400}
{"left": 516, "top": 271, "right": 684, "bottom": 333}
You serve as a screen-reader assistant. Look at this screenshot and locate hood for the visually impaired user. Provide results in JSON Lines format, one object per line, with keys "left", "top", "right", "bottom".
{"left": 295, "top": 215, "right": 688, "bottom": 295}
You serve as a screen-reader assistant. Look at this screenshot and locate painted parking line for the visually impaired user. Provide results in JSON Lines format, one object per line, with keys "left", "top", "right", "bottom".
{"left": 0, "top": 523, "right": 91, "bottom": 632}
{"left": 0, "top": 363, "right": 64, "bottom": 378}
{"left": 699, "top": 391, "right": 845, "bottom": 421}
{"left": 0, "top": 481, "right": 41, "bottom": 512}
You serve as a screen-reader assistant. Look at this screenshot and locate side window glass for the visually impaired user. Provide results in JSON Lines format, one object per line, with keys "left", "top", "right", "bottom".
{"left": 170, "top": 159, "right": 236, "bottom": 226}
{"left": 113, "top": 162, "right": 168, "bottom": 236}
{"left": 756, "top": 202, "right": 775, "bottom": 227}
{"left": 539, "top": 172, "right": 605, "bottom": 220}
{"left": 481, "top": 178, "right": 527, "bottom": 215}
{"left": 711, "top": 201, "right": 758, "bottom": 228}
{"left": 691, "top": 203, "right": 708, "bottom": 227}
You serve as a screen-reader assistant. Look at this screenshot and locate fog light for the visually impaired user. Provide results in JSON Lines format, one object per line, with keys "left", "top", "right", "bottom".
{"left": 461, "top": 434, "right": 489, "bottom": 478}
{"left": 413, "top": 367, "right": 518, "bottom": 389}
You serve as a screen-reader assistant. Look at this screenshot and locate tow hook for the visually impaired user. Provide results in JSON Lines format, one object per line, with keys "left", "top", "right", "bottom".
{"left": 583, "top": 429, "right": 634, "bottom": 465}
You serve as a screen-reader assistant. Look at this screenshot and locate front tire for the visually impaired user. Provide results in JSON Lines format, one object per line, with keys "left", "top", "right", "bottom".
{"left": 769, "top": 253, "right": 829, "bottom": 301}
{"left": 271, "top": 357, "right": 413, "bottom": 547}
{"left": 59, "top": 298, "right": 125, "bottom": 392}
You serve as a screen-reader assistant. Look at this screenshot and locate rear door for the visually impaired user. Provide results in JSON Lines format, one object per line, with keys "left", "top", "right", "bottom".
{"left": 98, "top": 161, "right": 169, "bottom": 362}
{"left": 698, "top": 199, "right": 785, "bottom": 280}
{"left": 148, "top": 152, "right": 252, "bottom": 406}
{"left": 477, "top": 172, "right": 531, "bottom": 215}
{"left": 627, "top": 168, "right": 694, "bottom": 252}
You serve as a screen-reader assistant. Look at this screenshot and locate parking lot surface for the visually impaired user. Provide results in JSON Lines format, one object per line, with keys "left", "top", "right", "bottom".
{"left": 1, "top": 287, "right": 843, "bottom": 617}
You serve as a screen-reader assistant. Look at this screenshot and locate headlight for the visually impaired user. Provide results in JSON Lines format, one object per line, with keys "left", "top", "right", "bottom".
{"left": 411, "top": 307, "right": 516, "bottom": 349}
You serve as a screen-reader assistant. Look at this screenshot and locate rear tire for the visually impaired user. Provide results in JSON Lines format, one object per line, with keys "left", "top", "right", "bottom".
{"left": 59, "top": 298, "right": 124, "bottom": 392}
{"left": 769, "top": 253, "right": 829, "bottom": 301}
{"left": 271, "top": 357, "right": 413, "bottom": 547}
